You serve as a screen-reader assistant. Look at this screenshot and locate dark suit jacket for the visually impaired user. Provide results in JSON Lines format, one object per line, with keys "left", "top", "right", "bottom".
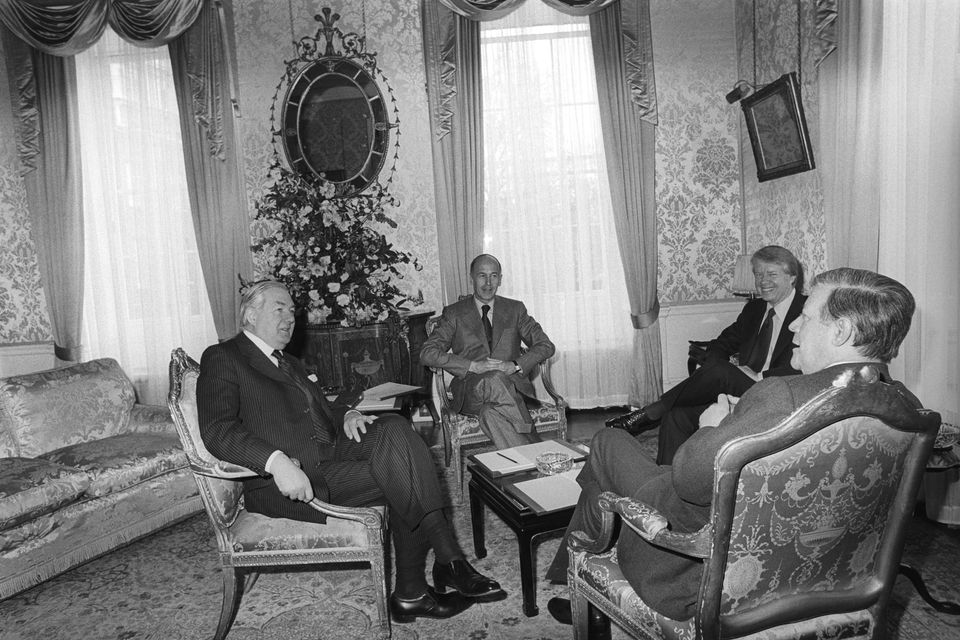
{"left": 705, "top": 292, "right": 806, "bottom": 377}
{"left": 419, "top": 295, "right": 555, "bottom": 414}
{"left": 197, "top": 332, "right": 352, "bottom": 520}
{"left": 615, "top": 363, "right": 919, "bottom": 620}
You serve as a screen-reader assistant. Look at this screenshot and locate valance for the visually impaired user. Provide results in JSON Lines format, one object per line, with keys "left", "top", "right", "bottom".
{"left": 0, "top": 0, "right": 202, "bottom": 55}
{"left": 435, "top": 0, "right": 656, "bottom": 124}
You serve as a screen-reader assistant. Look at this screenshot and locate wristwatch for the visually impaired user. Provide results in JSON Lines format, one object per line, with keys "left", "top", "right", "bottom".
{"left": 511, "top": 361, "right": 522, "bottom": 374}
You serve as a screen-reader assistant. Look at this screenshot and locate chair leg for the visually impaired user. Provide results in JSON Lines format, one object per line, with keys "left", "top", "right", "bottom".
{"left": 369, "top": 531, "right": 392, "bottom": 639}
{"left": 215, "top": 567, "right": 244, "bottom": 640}
{"left": 454, "top": 438, "right": 464, "bottom": 497}
{"left": 570, "top": 587, "right": 590, "bottom": 640}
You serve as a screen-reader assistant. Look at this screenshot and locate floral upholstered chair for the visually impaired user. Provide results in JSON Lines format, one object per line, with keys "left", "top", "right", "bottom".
{"left": 167, "top": 349, "right": 390, "bottom": 640}
{"left": 426, "top": 317, "right": 568, "bottom": 495}
{"left": 567, "top": 365, "right": 940, "bottom": 640}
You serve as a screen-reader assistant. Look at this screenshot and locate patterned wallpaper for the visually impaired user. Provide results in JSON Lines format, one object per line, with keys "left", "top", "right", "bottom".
{"left": 0, "top": 40, "right": 51, "bottom": 344}
{"left": 232, "top": 0, "right": 442, "bottom": 317}
{"left": 652, "top": 0, "right": 744, "bottom": 304}
{"left": 737, "top": 0, "right": 826, "bottom": 289}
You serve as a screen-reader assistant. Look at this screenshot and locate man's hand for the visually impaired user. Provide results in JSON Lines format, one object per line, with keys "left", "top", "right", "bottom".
{"left": 699, "top": 394, "right": 740, "bottom": 429}
{"left": 344, "top": 411, "right": 376, "bottom": 442}
{"left": 468, "top": 358, "right": 515, "bottom": 374}
{"left": 268, "top": 453, "right": 314, "bottom": 502}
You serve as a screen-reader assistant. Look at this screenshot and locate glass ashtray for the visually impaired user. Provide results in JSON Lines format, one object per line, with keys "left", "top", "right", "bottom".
{"left": 536, "top": 451, "right": 573, "bottom": 475}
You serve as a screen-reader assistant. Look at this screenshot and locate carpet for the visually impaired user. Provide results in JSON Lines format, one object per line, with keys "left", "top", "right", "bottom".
{"left": 2, "top": 432, "right": 959, "bottom": 640}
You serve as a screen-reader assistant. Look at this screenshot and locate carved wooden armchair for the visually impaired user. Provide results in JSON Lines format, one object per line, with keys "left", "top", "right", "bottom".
{"left": 567, "top": 365, "right": 940, "bottom": 639}
{"left": 425, "top": 317, "right": 568, "bottom": 495}
{"left": 167, "top": 348, "right": 390, "bottom": 640}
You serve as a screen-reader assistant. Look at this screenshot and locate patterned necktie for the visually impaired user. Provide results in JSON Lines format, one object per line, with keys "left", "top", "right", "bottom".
{"left": 273, "top": 350, "right": 332, "bottom": 441}
{"left": 481, "top": 304, "right": 493, "bottom": 350}
{"left": 745, "top": 308, "right": 776, "bottom": 373}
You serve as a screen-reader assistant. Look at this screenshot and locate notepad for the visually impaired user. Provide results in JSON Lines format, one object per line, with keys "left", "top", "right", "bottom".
{"left": 473, "top": 439, "right": 587, "bottom": 477}
{"left": 507, "top": 473, "right": 582, "bottom": 514}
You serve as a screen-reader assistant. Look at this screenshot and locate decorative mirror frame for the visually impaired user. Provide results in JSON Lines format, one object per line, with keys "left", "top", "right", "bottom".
{"left": 269, "top": 7, "right": 400, "bottom": 197}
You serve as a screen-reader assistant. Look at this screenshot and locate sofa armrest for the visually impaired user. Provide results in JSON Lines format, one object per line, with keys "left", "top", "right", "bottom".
{"left": 127, "top": 403, "right": 175, "bottom": 434}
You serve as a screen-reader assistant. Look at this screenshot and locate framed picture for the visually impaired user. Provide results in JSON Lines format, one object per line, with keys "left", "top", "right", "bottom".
{"left": 741, "top": 72, "right": 815, "bottom": 182}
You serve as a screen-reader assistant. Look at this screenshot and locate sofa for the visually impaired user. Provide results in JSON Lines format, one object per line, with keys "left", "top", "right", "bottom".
{"left": 0, "top": 358, "right": 202, "bottom": 599}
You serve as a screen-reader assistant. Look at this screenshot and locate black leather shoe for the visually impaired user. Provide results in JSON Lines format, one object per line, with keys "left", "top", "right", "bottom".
{"left": 389, "top": 586, "right": 473, "bottom": 623}
{"left": 605, "top": 408, "right": 659, "bottom": 434}
{"left": 433, "top": 558, "right": 507, "bottom": 602}
{"left": 547, "top": 597, "right": 611, "bottom": 639}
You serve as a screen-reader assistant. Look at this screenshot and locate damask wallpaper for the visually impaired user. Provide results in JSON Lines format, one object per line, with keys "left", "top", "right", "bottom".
{"left": 0, "top": 40, "right": 51, "bottom": 344}
{"left": 651, "top": 0, "right": 744, "bottom": 304}
{"left": 232, "top": 0, "right": 442, "bottom": 317}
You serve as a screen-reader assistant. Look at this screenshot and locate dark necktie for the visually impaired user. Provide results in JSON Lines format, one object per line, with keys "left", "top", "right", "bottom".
{"left": 481, "top": 304, "right": 493, "bottom": 350}
{"left": 745, "top": 308, "right": 775, "bottom": 373}
{"left": 273, "top": 350, "right": 332, "bottom": 441}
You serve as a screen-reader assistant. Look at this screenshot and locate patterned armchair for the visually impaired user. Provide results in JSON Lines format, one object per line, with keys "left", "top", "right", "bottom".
{"left": 167, "top": 349, "right": 390, "bottom": 640}
{"left": 426, "top": 317, "right": 568, "bottom": 495}
{"left": 567, "top": 365, "right": 940, "bottom": 640}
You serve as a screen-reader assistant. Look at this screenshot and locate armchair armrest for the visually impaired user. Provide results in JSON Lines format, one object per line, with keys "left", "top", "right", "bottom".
{"left": 307, "top": 498, "right": 385, "bottom": 529}
{"left": 538, "top": 359, "right": 567, "bottom": 411}
{"left": 187, "top": 456, "right": 259, "bottom": 480}
{"left": 569, "top": 491, "right": 712, "bottom": 559}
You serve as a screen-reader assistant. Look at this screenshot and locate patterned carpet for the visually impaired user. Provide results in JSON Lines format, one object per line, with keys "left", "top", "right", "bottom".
{"left": 1, "top": 430, "right": 960, "bottom": 640}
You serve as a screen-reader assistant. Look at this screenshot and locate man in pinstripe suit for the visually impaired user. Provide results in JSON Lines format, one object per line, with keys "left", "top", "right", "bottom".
{"left": 198, "top": 280, "right": 504, "bottom": 622}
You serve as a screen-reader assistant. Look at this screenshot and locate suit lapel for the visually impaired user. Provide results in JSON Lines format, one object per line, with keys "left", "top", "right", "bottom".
{"left": 770, "top": 293, "right": 805, "bottom": 363}
{"left": 490, "top": 296, "right": 507, "bottom": 351}
{"left": 236, "top": 333, "right": 291, "bottom": 386}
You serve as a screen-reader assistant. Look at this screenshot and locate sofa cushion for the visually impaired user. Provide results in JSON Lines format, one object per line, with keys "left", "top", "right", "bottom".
{"left": 0, "top": 458, "right": 92, "bottom": 530}
{"left": 0, "top": 358, "right": 136, "bottom": 458}
{"left": 39, "top": 432, "right": 188, "bottom": 497}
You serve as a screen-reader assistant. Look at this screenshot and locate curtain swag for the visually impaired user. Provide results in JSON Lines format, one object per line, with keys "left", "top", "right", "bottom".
{"left": 436, "top": 0, "right": 656, "bottom": 124}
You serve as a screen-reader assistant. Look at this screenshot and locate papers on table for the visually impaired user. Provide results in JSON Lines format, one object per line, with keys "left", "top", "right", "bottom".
{"left": 507, "top": 469, "right": 582, "bottom": 514}
{"left": 326, "top": 382, "right": 422, "bottom": 412}
{"left": 473, "top": 439, "right": 587, "bottom": 477}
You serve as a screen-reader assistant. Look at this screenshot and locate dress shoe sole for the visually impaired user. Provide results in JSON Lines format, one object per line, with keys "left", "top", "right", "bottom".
{"left": 434, "top": 584, "right": 507, "bottom": 602}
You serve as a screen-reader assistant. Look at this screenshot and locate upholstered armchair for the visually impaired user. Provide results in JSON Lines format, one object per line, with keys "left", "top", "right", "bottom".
{"left": 426, "top": 317, "right": 568, "bottom": 495}
{"left": 567, "top": 365, "right": 940, "bottom": 640}
{"left": 167, "top": 348, "right": 390, "bottom": 640}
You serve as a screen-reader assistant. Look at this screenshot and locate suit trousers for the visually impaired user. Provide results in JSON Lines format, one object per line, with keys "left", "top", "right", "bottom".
{"left": 460, "top": 371, "right": 539, "bottom": 449}
{"left": 545, "top": 428, "right": 660, "bottom": 584}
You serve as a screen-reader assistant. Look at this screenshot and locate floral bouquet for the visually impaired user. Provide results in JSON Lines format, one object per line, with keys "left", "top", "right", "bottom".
{"left": 252, "top": 164, "right": 422, "bottom": 327}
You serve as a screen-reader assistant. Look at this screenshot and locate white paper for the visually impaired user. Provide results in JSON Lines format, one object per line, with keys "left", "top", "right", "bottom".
{"left": 362, "top": 382, "right": 421, "bottom": 400}
{"left": 510, "top": 475, "right": 581, "bottom": 513}
{"left": 474, "top": 439, "right": 586, "bottom": 476}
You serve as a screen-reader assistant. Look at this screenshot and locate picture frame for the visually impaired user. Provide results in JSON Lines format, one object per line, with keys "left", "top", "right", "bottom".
{"left": 740, "top": 72, "right": 815, "bottom": 182}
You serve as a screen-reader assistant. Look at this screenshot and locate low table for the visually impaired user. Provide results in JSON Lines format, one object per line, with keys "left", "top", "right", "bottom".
{"left": 466, "top": 453, "right": 580, "bottom": 617}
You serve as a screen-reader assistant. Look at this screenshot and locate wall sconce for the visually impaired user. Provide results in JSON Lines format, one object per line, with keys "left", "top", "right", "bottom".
{"left": 730, "top": 254, "right": 757, "bottom": 297}
{"left": 725, "top": 80, "right": 755, "bottom": 104}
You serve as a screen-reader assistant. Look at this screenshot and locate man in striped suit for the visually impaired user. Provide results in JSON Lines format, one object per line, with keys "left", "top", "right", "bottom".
{"left": 198, "top": 280, "right": 504, "bottom": 622}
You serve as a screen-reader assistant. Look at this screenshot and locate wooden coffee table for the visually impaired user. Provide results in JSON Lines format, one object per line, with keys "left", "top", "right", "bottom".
{"left": 466, "top": 451, "right": 581, "bottom": 617}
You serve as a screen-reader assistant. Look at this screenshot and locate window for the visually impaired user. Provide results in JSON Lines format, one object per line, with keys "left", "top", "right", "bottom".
{"left": 481, "top": 3, "right": 632, "bottom": 408}
{"left": 75, "top": 30, "right": 217, "bottom": 404}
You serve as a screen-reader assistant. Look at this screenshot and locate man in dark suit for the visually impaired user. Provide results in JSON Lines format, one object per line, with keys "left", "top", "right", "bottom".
{"left": 546, "top": 267, "right": 921, "bottom": 625}
{"left": 198, "top": 280, "right": 504, "bottom": 623}
{"left": 609, "top": 245, "right": 806, "bottom": 464}
{"left": 420, "top": 254, "right": 556, "bottom": 449}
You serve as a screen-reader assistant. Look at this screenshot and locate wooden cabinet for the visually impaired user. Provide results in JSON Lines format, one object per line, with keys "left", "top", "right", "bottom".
{"left": 287, "top": 311, "right": 432, "bottom": 393}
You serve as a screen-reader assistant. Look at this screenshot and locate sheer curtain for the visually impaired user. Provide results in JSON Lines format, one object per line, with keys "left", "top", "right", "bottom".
{"left": 76, "top": 30, "right": 218, "bottom": 404}
{"left": 481, "top": 2, "right": 633, "bottom": 408}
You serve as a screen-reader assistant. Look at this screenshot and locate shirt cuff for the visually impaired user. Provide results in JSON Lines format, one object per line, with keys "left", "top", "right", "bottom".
{"left": 265, "top": 449, "right": 283, "bottom": 474}
{"left": 345, "top": 409, "right": 363, "bottom": 420}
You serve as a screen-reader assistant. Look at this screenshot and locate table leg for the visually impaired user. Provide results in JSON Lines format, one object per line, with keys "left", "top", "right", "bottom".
{"left": 517, "top": 531, "right": 538, "bottom": 617}
{"left": 469, "top": 485, "right": 487, "bottom": 558}
{"left": 898, "top": 563, "right": 960, "bottom": 614}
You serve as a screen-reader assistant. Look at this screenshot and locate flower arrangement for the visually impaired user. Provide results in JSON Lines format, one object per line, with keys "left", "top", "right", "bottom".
{"left": 252, "top": 164, "right": 422, "bottom": 327}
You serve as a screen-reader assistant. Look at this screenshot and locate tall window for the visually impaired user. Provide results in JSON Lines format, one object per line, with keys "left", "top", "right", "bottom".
{"left": 481, "top": 3, "right": 632, "bottom": 408}
{"left": 76, "top": 30, "right": 217, "bottom": 404}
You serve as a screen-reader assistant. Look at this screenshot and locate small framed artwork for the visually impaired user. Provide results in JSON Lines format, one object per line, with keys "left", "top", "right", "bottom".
{"left": 741, "top": 71, "right": 815, "bottom": 182}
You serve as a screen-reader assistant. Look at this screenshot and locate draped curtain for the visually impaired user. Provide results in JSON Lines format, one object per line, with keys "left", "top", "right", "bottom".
{"left": 818, "top": 0, "right": 960, "bottom": 427}
{"left": 422, "top": 0, "right": 661, "bottom": 406}
{"left": 0, "top": 0, "right": 251, "bottom": 360}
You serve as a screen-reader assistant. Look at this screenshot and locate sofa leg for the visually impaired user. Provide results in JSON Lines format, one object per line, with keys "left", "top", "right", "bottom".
{"left": 215, "top": 567, "right": 244, "bottom": 640}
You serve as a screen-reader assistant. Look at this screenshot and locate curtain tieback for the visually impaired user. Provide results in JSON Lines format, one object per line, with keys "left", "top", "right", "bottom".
{"left": 630, "top": 297, "right": 660, "bottom": 330}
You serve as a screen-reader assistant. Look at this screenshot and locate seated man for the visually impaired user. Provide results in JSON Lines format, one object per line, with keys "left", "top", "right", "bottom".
{"left": 546, "top": 267, "right": 922, "bottom": 626}
{"left": 197, "top": 280, "right": 505, "bottom": 624}
{"left": 609, "top": 245, "right": 806, "bottom": 464}
{"left": 420, "top": 253, "right": 556, "bottom": 449}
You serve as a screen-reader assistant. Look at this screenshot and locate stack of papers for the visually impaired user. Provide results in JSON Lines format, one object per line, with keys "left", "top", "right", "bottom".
{"left": 473, "top": 439, "right": 587, "bottom": 477}
{"left": 328, "top": 382, "right": 422, "bottom": 411}
{"left": 508, "top": 470, "right": 583, "bottom": 514}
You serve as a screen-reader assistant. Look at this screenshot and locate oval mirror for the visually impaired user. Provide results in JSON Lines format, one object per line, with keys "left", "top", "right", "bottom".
{"left": 281, "top": 57, "right": 388, "bottom": 194}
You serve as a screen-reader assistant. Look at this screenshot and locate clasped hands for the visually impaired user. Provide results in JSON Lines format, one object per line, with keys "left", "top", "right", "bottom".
{"left": 269, "top": 411, "right": 376, "bottom": 503}
{"left": 468, "top": 358, "right": 516, "bottom": 375}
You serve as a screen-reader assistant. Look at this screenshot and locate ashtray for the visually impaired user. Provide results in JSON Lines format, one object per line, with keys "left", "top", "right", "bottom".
{"left": 934, "top": 423, "right": 960, "bottom": 450}
{"left": 536, "top": 451, "right": 573, "bottom": 475}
